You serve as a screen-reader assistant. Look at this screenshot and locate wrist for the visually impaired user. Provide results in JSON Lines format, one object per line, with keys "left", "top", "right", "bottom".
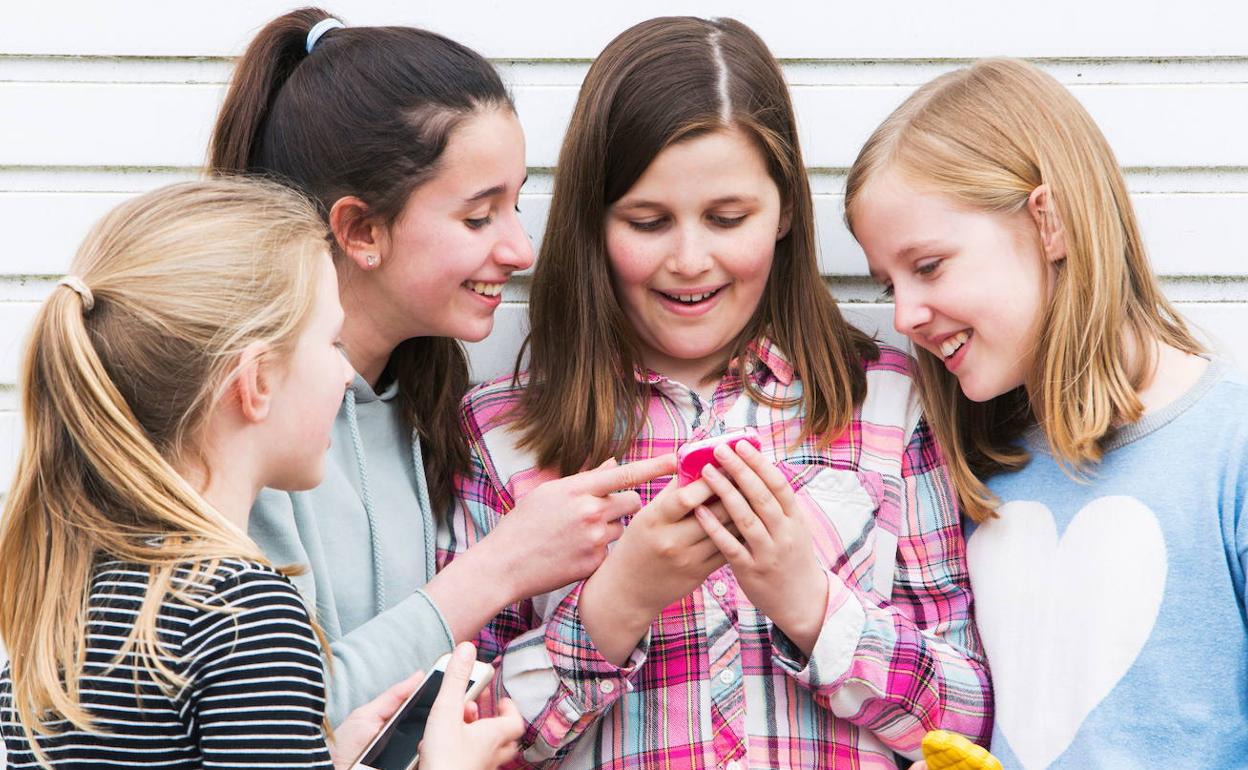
{"left": 469, "top": 529, "right": 527, "bottom": 605}
{"left": 769, "top": 568, "right": 830, "bottom": 656}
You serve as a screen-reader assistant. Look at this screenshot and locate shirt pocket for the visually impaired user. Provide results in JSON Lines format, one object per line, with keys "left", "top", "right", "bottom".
{"left": 781, "top": 463, "right": 897, "bottom": 602}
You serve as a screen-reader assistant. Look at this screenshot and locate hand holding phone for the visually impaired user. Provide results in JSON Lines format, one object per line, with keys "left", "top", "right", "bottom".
{"left": 351, "top": 645, "right": 495, "bottom": 770}
{"left": 677, "top": 428, "right": 762, "bottom": 485}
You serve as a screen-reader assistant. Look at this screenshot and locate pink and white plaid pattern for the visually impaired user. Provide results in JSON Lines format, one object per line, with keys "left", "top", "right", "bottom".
{"left": 443, "top": 341, "right": 991, "bottom": 769}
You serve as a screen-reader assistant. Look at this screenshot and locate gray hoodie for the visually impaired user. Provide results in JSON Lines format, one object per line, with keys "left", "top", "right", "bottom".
{"left": 249, "top": 374, "right": 453, "bottom": 724}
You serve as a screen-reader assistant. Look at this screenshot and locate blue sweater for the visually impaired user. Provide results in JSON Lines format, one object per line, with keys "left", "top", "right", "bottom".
{"left": 967, "top": 358, "right": 1248, "bottom": 769}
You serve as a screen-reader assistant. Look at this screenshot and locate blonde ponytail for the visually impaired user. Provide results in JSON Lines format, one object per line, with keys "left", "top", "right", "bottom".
{"left": 0, "top": 177, "right": 329, "bottom": 757}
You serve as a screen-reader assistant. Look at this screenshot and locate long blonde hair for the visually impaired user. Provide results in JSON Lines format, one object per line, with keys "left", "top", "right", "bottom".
{"left": 844, "top": 58, "right": 1202, "bottom": 522}
{"left": 0, "top": 178, "right": 329, "bottom": 756}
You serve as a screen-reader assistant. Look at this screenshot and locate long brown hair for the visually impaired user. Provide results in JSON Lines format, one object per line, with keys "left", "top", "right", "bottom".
{"left": 516, "top": 16, "right": 877, "bottom": 473}
{"left": 844, "top": 58, "right": 1203, "bottom": 522}
{"left": 209, "top": 7, "right": 511, "bottom": 511}
{"left": 0, "top": 178, "right": 328, "bottom": 761}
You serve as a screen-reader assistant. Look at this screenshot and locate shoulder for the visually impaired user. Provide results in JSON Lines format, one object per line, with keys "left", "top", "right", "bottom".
{"left": 858, "top": 343, "right": 924, "bottom": 438}
{"left": 178, "top": 559, "right": 311, "bottom": 633}
{"left": 460, "top": 370, "right": 529, "bottom": 433}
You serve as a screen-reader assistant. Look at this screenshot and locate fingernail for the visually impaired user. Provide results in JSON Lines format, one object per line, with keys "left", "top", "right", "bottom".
{"left": 737, "top": 441, "right": 759, "bottom": 457}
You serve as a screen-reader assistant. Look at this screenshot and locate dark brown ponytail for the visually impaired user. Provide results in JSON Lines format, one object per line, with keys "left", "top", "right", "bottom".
{"left": 209, "top": 7, "right": 512, "bottom": 512}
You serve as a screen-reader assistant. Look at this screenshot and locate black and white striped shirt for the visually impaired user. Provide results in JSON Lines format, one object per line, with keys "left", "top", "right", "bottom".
{"left": 0, "top": 558, "right": 332, "bottom": 768}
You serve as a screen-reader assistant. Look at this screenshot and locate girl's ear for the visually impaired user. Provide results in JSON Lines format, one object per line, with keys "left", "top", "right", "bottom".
{"left": 776, "top": 203, "right": 793, "bottom": 241}
{"left": 1027, "top": 184, "right": 1067, "bottom": 263}
{"left": 329, "top": 196, "right": 387, "bottom": 271}
{"left": 233, "top": 342, "right": 274, "bottom": 424}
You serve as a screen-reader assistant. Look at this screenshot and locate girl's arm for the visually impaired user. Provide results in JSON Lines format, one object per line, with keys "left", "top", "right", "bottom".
{"left": 780, "top": 420, "right": 991, "bottom": 756}
{"left": 183, "top": 566, "right": 333, "bottom": 769}
{"left": 446, "top": 398, "right": 685, "bottom": 767}
{"left": 696, "top": 422, "right": 992, "bottom": 759}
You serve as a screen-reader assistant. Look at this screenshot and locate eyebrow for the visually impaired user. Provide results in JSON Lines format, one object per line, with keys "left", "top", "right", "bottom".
{"left": 465, "top": 175, "right": 528, "bottom": 204}
{"left": 465, "top": 184, "right": 506, "bottom": 203}
{"left": 897, "top": 240, "right": 949, "bottom": 260}
{"left": 614, "top": 194, "right": 759, "bottom": 210}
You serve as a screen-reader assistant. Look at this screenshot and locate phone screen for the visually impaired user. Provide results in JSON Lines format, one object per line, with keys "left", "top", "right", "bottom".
{"left": 360, "top": 671, "right": 477, "bottom": 770}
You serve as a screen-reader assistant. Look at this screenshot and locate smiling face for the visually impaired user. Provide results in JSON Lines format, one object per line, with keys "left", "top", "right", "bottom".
{"left": 853, "top": 167, "right": 1053, "bottom": 402}
{"left": 373, "top": 106, "right": 533, "bottom": 343}
{"left": 605, "top": 127, "right": 784, "bottom": 386}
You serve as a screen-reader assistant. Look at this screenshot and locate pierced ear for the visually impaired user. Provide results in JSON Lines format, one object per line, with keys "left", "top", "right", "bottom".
{"left": 1027, "top": 184, "right": 1067, "bottom": 263}
{"left": 233, "top": 342, "right": 274, "bottom": 424}
{"left": 329, "top": 196, "right": 386, "bottom": 271}
{"left": 776, "top": 204, "right": 794, "bottom": 241}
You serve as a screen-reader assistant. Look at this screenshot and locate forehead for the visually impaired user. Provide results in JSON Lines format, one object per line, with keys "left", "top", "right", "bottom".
{"left": 419, "top": 107, "right": 526, "bottom": 196}
{"left": 853, "top": 170, "right": 966, "bottom": 254}
{"left": 621, "top": 127, "right": 777, "bottom": 203}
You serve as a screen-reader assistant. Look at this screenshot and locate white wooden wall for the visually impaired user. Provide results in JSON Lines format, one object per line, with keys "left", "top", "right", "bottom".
{"left": 0, "top": 1, "right": 1246, "bottom": 735}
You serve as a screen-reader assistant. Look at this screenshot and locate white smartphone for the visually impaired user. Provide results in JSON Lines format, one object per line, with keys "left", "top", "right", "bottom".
{"left": 351, "top": 652, "right": 495, "bottom": 770}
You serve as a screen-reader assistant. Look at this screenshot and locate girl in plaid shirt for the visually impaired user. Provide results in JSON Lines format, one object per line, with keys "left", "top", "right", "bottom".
{"left": 447, "top": 17, "right": 991, "bottom": 769}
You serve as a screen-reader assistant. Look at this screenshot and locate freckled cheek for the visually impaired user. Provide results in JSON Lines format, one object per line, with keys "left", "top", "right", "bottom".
{"left": 606, "top": 236, "right": 666, "bottom": 292}
{"left": 719, "top": 234, "right": 776, "bottom": 286}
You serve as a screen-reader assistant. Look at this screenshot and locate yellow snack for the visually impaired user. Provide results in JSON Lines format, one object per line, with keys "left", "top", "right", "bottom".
{"left": 921, "top": 730, "right": 1003, "bottom": 770}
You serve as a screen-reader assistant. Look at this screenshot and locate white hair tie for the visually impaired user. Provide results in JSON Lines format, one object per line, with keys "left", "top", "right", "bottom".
{"left": 58, "top": 275, "right": 95, "bottom": 312}
{"left": 306, "top": 18, "right": 345, "bottom": 54}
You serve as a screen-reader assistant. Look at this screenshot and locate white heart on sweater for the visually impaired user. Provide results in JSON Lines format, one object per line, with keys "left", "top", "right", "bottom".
{"left": 967, "top": 497, "right": 1166, "bottom": 770}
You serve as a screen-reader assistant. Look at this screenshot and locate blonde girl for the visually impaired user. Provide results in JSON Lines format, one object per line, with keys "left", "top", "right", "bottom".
{"left": 847, "top": 58, "right": 1247, "bottom": 768}
{"left": 0, "top": 179, "right": 522, "bottom": 769}
{"left": 451, "top": 17, "right": 991, "bottom": 769}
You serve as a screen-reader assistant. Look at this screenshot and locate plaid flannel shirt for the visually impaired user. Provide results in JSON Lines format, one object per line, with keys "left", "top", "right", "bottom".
{"left": 443, "top": 341, "right": 991, "bottom": 769}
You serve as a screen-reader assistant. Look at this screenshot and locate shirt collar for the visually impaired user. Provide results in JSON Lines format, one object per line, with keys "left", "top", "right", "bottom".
{"left": 633, "top": 337, "right": 794, "bottom": 388}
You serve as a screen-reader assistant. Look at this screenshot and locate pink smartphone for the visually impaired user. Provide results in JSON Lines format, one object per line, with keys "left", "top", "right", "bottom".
{"left": 676, "top": 428, "right": 762, "bottom": 485}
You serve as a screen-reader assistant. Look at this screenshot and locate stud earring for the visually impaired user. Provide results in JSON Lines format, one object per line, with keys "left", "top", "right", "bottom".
{"left": 366, "top": 254, "right": 379, "bottom": 267}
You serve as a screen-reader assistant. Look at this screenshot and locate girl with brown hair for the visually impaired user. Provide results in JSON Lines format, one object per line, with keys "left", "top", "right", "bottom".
{"left": 453, "top": 17, "right": 990, "bottom": 768}
{"left": 848, "top": 58, "right": 1248, "bottom": 769}
{"left": 0, "top": 178, "right": 523, "bottom": 769}
{"left": 209, "top": 8, "right": 673, "bottom": 725}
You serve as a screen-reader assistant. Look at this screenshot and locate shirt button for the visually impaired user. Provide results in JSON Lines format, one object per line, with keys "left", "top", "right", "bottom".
{"left": 599, "top": 680, "right": 615, "bottom": 694}
{"left": 719, "top": 669, "right": 736, "bottom": 685}
{"left": 712, "top": 580, "right": 728, "bottom": 597}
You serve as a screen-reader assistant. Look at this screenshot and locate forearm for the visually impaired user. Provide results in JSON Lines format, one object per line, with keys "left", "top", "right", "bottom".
{"left": 578, "top": 559, "right": 656, "bottom": 667}
{"left": 325, "top": 590, "right": 454, "bottom": 725}
{"left": 772, "top": 573, "right": 992, "bottom": 756}
{"left": 424, "top": 535, "right": 522, "bottom": 645}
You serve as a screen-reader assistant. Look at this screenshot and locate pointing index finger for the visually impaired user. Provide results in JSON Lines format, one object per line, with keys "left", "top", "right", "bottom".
{"left": 579, "top": 453, "right": 676, "bottom": 495}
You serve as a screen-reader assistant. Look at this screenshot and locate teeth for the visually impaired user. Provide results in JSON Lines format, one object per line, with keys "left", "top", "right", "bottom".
{"left": 667, "top": 290, "right": 717, "bottom": 304}
{"left": 939, "top": 330, "right": 970, "bottom": 358}
{"left": 466, "top": 281, "right": 504, "bottom": 297}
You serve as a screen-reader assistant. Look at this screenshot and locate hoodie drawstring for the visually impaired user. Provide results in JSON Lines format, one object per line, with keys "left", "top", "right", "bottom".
{"left": 343, "top": 387, "right": 386, "bottom": 616}
{"left": 343, "top": 385, "right": 437, "bottom": 616}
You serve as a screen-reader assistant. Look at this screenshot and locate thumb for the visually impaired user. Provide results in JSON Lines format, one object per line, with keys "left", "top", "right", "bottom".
{"left": 428, "top": 642, "right": 479, "bottom": 722}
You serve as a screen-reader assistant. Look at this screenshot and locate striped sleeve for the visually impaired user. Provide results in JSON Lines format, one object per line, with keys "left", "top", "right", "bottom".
{"left": 771, "top": 418, "right": 993, "bottom": 757}
{"left": 180, "top": 567, "right": 333, "bottom": 769}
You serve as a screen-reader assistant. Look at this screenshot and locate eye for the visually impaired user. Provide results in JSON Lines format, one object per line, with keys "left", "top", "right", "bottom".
{"left": 628, "top": 217, "right": 667, "bottom": 232}
{"left": 880, "top": 283, "right": 895, "bottom": 299}
{"left": 466, "top": 215, "right": 493, "bottom": 230}
{"left": 708, "top": 213, "right": 747, "bottom": 227}
{"left": 914, "top": 258, "right": 942, "bottom": 278}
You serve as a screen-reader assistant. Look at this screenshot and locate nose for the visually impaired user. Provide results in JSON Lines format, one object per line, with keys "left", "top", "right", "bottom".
{"left": 890, "top": 286, "right": 933, "bottom": 339}
{"left": 493, "top": 209, "right": 535, "bottom": 271}
{"left": 667, "top": 224, "right": 713, "bottom": 277}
